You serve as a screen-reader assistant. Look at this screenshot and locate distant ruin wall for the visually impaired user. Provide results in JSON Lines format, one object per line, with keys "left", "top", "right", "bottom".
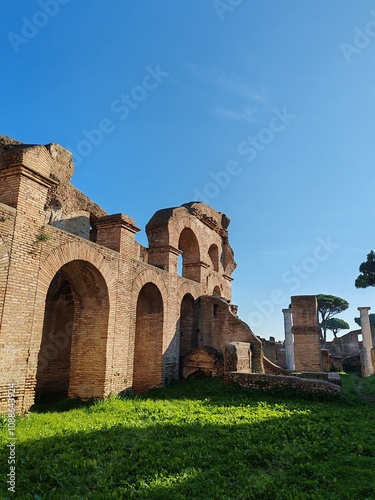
{"left": 327, "top": 330, "right": 361, "bottom": 358}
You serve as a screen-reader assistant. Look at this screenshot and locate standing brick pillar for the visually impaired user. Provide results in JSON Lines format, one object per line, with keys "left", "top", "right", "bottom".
{"left": 95, "top": 214, "right": 140, "bottom": 395}
{"left": 358, "top": 307, "right": 374, "bottom": 377}
{"left": 282, "top": 308, "right": 295, "bottom": 371}
{"left": 0, "top": 145, "right": 57, "bottom": 412}
{"left": 291, "top": 295, "right": 321, "bottom": 372}
{"left": 224, "top": 342, "right": 251, "bottom": 373}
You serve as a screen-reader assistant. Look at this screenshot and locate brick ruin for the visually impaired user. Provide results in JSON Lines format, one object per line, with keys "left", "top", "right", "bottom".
{"left": 0, "top": 136, "right": 269, "bottom": 413}
{"left": 291, "top": 295, "right": 322, "bottom": 372}
{"left": 1, "top": 137, "right": 351, "bottom": 413}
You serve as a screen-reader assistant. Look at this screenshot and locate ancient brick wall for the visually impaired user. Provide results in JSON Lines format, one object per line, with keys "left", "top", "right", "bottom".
{"left": 261, "top": 336, "right": 277, "bottom": 363}
{"left": 326, "top": 329, "right": 362, "bottom": 360}
{"left": 0, "top": 136, "right": 243, "bottom": 412}
{"left": 0, "top": 203, "right": 15, "bottom": 325}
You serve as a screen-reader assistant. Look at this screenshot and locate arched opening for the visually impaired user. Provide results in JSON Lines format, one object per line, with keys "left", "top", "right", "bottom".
{"left": 133, "top": 283, "right": 164, "bottom": 393}
{"left": 208, "top": 244, "right": 219, "bottom": 272}
{"left": 36, "top": 260, "right": 109, "bottom": 402}
{"left": 179, "top": 293, "right": 197, "bottom": 358}
{"left": 178, "top": 227, "right": 201, "bottom": 282}
{"left": 177, "top": 253, "right": 183, "bottom": 277}
{"left": 89, "top": 213, "right": 98, "bottom": 242}
{"left": 213, "top": 286, "right": 221, "bottom": 297}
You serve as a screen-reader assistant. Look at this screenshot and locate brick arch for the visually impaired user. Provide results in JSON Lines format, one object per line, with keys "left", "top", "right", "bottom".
{"left": 36, "top": 259, "right": 111, "bottom": 400}
{"left": 133, "top": 281, "right": 164, "bottom": 393}
{"left": 173, "top": 217, "right": 201, "bottom": 283}
{"left": 210, "top": 277, "right": 223, "bottom": 294}
{"left": 130, "top": 269, "right": 169, "bottom": 388}
{"left": 168, "top": 215, "right": 202, "bottom": 250}
{"left": 132, "top": 268, "right": 170, "bottom": 305}
{"left": 171, "top": 214, "right": 221, "bottom": 259}
{"left": 38, "top": 241, "right": 117, "bottom": 299}
{"left": 208, "top": 243, "right": 219, "bottom": 272}
{"left": 179, "top": 292, "right": 197, "bottom": 358}
{"left": 176, "top": 281, "right": 200, "bottom": 304}
{"left": 31, "top": 241, "right": 117, "bottom": 402}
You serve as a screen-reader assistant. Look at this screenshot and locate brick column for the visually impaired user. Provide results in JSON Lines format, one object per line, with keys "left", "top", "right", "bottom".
{"left": 95, "top": 214, "right": 140, "bottom": 396}
{"left": 282, "top": 308, "right": 295, "bottom": 371}
{"left": 358, "top": 307, "right": 374, "bottom": 377}
{"left": 95, "top": 213, "right": 140, "bottom": 252}
{"left": 0, "top": 145, "right": 56, "bottom": 412}
{"left": 147, "top": 245, "right": 181, "bottom": 272}
{"left": 291, "top": 295, "right": 321, "bottom": 372}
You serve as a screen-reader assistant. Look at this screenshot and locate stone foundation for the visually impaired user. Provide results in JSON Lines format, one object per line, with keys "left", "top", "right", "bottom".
{"left": 224, "top": 372, "right": 342, "bottom": 396}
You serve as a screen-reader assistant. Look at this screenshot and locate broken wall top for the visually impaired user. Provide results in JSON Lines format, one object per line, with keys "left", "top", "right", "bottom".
{"left": 291, "top": 295, "right": 319, "bottom": 327}
{"left": 0, "top": 135, "right": 74, "bottom": 182}
{"left": 0, "top": 136, "right": 107, "bottom": 221}
{"left": 146, "top": 202, "right": 231, "bottom": 238}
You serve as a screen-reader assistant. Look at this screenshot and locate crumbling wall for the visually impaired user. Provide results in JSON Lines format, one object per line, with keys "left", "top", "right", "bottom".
{"left": 327, "top": 330, "right": 361, "bottom": 358}
{"left": 181, "top": 346, "right": 223, "bottom": 379}
{"left": 195, "top": 295, "right": 264, "bottom": 372}
{"left": 44, "top": 143, "right": 107, "bottom": 240}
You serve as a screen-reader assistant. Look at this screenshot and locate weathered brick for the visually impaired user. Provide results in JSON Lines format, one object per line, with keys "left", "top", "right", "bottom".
{"left": 0, "top": 136, "right": 242, "bottom": 412}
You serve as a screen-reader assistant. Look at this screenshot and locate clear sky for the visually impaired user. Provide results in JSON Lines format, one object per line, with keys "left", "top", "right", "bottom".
{"left": 2, "top": 1, "right": 375, "bottom": 341}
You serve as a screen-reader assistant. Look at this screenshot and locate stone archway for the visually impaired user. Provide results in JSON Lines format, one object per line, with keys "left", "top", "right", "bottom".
{"left": 208, "top": 244, "right": 219, "bottom": 272}
{"left": 35, "top": 259, "right": 110, "bottom": 401}
{"left": 178, "top": 227, "right": 201, "bottom": 282}
{"left": 133, "top": 282, "right": 164, "bottom": 393}
{"left": 179, "top": 293, "right": 197, "bottom": 358}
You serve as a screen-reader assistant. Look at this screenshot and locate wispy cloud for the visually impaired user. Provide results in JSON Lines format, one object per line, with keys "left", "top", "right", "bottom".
{"left": 187, "top": 63, "right": 267, "bottom": 101}
{"left": 255, "top": 250, "right": 298, "bottom": 257}
{"left": 185, "top": 63, "right": 271, "bottom": 121}
{"left": 254, "top": 245, "right": 322, "bottom": 257}
{"left": 320, "top": 209, "right": 375, "bottom": 219}
{"left": 256, "top": 250, "right": 291, "bottom": 256}
{"left": 213, "top": 105, "right": 265, "bottom": 123}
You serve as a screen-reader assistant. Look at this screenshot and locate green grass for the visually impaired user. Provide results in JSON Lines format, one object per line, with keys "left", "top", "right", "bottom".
{"left": 1, "top": 375, "right": 375, "bottom": 499}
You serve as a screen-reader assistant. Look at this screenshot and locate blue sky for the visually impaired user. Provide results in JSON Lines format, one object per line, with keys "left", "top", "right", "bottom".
{"left": 2, "top": 1, "right": 375, "bottom": 340}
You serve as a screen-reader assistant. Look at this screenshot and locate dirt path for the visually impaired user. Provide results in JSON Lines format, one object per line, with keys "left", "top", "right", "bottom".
{"left": 349, "top": 376, "right": 375, "bottom": 403}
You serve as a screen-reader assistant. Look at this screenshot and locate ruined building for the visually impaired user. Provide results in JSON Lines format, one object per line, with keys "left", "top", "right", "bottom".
{"left": 0, "top": 136, "right": 264, "bottom": 413}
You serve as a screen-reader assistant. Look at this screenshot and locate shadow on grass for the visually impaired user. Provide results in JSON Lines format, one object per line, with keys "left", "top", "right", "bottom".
{"left": 136, "top": 377, "right": 345, "bottom": 406}
{"left": 4, "top": 409, "right": 375, "bottom": 499}
{"left": 30, "top": 375, "right": 361, "bottom": 416}
{"left": 31, "top": 396, "right": 98, "bottom": 414}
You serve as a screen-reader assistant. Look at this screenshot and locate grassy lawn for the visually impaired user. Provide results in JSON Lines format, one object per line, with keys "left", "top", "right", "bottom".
{"left": 1, "top": 374, "right": 375, "bottom": 499}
